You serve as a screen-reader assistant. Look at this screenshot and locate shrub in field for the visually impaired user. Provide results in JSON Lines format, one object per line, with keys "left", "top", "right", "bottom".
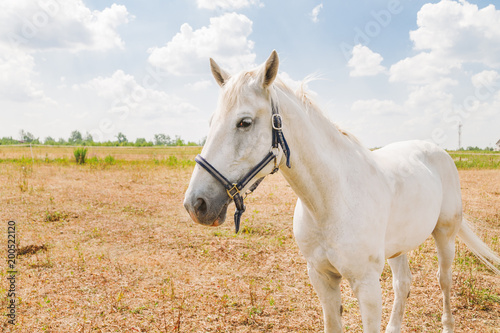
{"left": 74, "top": 147, "right": 88, "bottom": 164}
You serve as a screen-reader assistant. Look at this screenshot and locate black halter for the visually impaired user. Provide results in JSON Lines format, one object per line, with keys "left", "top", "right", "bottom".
{"left": 195, "top": 100, "right": 291, "bottom": 233}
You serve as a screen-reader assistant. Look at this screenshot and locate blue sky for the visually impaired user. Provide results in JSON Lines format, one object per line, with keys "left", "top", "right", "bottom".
{"left": 1, "top": 0, "right": 499, "bottom": 148}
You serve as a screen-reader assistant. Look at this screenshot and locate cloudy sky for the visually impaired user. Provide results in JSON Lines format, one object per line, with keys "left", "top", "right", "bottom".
{"left": 1, "top": 0, "right": 499, "bottom": 148}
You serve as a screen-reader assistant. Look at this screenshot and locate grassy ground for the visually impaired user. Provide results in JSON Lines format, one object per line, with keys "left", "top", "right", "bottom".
{"left": 0, "top": 146, "right": 201, "bottom": 163}
{"left": 0, "top": 147, "right": 498, "bottom": 332}
{"left": 449, "top": 152, "right": 500, "bottom": 169}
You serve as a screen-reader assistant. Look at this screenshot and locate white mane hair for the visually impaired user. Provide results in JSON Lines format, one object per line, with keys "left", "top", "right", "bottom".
{"left": 273, "top": 75, "right": 364, "bottom": 147}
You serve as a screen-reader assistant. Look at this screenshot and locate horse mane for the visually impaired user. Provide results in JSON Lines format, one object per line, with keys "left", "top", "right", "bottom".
{"left": 273, "top": 76, "right": 363, "bottom": 147}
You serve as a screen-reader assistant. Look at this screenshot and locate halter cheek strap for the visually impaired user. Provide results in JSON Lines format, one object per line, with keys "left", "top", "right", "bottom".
{"left": 195, "top": 100, "right": 291, "bottom": 233}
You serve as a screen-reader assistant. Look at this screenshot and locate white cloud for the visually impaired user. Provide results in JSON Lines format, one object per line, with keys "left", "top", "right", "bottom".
{"left": 310, "top": 4, "right": 323, "bottom": 23}
{"left": 68, "top": 70, "right": 202, "bottom": 141}
{"left": 348, "top": 44, "right": 386, "bottom": 77}
{"left": 389, "top": 52, "right": 461, "bottom": 85}
{"left": 0, "top": 1, "right": 132, "bottom": 52}
{"left": 148, "top": 13, "right": 256, "bottom": 76}
{"left": 390, "top": 0, "right": 500, "bottom": 84}
{"left": 404, "top": 79, "right": 457, "bottom": 115}
{"left": 0, "top": 46, "right": 46, "bottom": 103}
{"left": 411, "top": 0, "right": 500, "bottom": 68}
{"left": 0, "top": 1, "right": 132, "bottom": 105}
{"left": 78, "top": 70, "right": 198, "bottom": 119}
{"left": 351, "top": 99, "right": 404, "bottom": 116}
{"left": 471, "top": 70, "right": 500, "bottom": 89}
{"left": 185, "top": 79, "right": 213, "bottom": 90}
{"left": 196, "top": 0, "right": 263, "bottom": 10}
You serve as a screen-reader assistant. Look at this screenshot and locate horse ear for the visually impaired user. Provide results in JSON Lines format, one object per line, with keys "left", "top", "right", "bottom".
{"left": 210, "top": 58, "right": 230, "bottom": 87}
{"left": 260, "top": 50, "right": 279, "bottom": 88}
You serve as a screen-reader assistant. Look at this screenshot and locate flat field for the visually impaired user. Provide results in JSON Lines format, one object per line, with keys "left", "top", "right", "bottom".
{"left": 0, "top": 146, "right": 499, "bottom": 332}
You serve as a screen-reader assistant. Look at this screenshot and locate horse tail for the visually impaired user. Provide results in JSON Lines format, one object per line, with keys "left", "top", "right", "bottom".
{"left": 458, "top": 217, "right": 500, "bottom": 275}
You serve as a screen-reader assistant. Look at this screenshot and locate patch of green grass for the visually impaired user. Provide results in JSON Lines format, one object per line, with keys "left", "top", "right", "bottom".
{"left": 448, "top": 152, "right": 500, "bottom": 169}
{"left": 455, "top": 246, "right": 500, "bottom": 310}
{"left": 151, "top": 155, "right": 195, "bottom": 167}
{"left": 104, "top": 155, "right": 115, "bottom": 165}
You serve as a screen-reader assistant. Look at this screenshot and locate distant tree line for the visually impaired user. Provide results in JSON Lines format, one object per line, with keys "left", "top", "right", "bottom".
{"left": 458, "top": 146, "right": 496, "bottom": 151}
{"left": 0, "top": 130, "right": 205, "bottom": 147}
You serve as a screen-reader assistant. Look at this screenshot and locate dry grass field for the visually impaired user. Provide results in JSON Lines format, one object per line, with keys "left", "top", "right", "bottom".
{"left": 0, "top": 147, "right": 499, "bottom": 332}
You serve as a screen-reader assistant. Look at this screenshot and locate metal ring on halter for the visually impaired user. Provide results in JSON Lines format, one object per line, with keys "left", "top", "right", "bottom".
{"left": 269, "top": 146, "right": 280, "bottom": 156}
{"left": 272, "top": 114, "right": 283, "bottom": 130}
{"left": 226, "top": 184, "right": 240, "bottom": 199}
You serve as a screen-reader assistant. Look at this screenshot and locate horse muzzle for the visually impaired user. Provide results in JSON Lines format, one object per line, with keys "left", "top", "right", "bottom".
{"left": 183, "top": 194, "right": 230, "bottom": 227}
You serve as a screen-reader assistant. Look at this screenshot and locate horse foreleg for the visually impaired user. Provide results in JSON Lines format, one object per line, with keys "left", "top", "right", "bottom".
{"left": 308, "top": 264, "right": 343, "bottom": 333}
{"left": 386, "top": 254, "right": 412, "bottom": 333}
{"left": 347, "top": 272, "right": 383, "bottom": 333}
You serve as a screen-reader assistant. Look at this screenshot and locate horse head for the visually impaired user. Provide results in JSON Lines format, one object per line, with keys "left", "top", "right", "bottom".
{"left": 184, "top": 51, "right": 285, "bottom": 228}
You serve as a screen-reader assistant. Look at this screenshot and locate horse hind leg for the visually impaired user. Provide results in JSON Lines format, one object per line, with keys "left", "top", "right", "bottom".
{"left": 385, "top": 254, "right": 412, "bottom": 333}
{"left": 432, "top": 219, "right": 460, "bottom": 333}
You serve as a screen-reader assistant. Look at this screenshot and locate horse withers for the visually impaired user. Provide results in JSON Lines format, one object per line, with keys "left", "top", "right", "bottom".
{"left": 184, "top": 50, "right": 500, "bottom": 333}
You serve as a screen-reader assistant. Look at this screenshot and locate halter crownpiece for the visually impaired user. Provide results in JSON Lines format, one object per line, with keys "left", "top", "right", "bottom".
{"left": 195, "top": 100, "right": 291, "bottom": 233}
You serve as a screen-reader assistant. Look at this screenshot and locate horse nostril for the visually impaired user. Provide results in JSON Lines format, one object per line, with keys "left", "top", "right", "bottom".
{"left": 194, "top": 198, "right": 207, "bottom": 214}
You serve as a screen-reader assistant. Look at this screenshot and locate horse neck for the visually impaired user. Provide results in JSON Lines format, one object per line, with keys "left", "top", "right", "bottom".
{"left": 275, "top": 88, "right": 373, "bottom": 218}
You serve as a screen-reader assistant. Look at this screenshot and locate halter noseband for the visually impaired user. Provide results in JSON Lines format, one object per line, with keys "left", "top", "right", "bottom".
{"left": 195, "top": 100, "right": 291, "bottom": 233}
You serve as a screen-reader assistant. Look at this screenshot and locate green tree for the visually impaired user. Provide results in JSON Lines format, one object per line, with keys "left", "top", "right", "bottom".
{"left": 83, "top": 132, "right": 94, "bottom": 144}
{"left": 69, "top": 130, "right": 83, "bottom": 144}
{"left": 0, "top": 137, "right": 18, "bottom": 145}
{"left": 44, "top": 136, "right": 57, "bottom": 145}
{"left": 19, "top": 129, "right": 36, "bottom": 143}
{"left": 135, "top": 138, "right": 147, "bottom": 146}
{"left": 172, "top": 135, "right": 184, "bottom": 146}
{"left": 116, "top": 132, "right": 127, "bottom": 144}
{"left": 154, "top": 133, "right": 171, "bottom": 146}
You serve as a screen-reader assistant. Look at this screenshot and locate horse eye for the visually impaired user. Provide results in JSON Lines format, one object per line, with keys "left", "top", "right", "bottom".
{"left": 237, "top": 118, "right": 253, "bottom": 129}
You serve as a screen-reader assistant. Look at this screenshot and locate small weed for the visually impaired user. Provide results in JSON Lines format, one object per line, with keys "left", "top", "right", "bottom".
{"left": 247, "top": 279, "right": 271, "bottom": 318}
{"left": 242, "top": 225, "right": 256, "bottom": 234}
{"left": 44, "top": 210, "right": 69, "bottom": 222}
{"left": 91, "top": 227, "right": 101, "bottom": 239}
{"left": 18, "top": 162, "right": 33, "bottom": 192}
{"left": 155, "top": 277, "right": 184, "bottom": 333}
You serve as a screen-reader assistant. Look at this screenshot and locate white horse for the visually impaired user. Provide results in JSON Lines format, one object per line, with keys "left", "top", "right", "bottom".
{"left": 184, "top": 51, "right": 500, "bottom": 333}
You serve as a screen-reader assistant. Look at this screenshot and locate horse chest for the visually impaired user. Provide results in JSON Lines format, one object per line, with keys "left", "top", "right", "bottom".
{"left": 293, "top": 207, "right": 374, "bottom": 275}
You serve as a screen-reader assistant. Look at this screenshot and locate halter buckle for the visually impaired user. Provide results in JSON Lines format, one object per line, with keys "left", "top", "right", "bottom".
{"left": 226, "top": 184, "right": 240, "bottom": 199}
{"left": 272, "top": 114, "right": 283, "bottom": 130}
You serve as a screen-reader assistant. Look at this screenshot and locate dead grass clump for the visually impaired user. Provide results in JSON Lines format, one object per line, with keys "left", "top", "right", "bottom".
{"left": 18, "top": 244, "right": 48, "bottom": 256}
